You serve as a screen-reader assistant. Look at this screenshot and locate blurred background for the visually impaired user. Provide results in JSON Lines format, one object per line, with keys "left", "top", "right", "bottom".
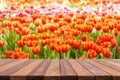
{"left": 0, "top": 0, "right": 120, "bottom": 9}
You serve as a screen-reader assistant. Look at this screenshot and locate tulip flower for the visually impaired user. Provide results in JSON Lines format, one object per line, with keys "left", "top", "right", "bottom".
{"left": 88, "top": 49, "right": 97, "bottom": 59}
{"left": 0, "top": 41, "right": 4, "bottom": 47}
{"left": 32, "top": 46, "right": 40, "bottom": 55}
{"left": 102, "top": 48, "right": 111, "bottom": 58}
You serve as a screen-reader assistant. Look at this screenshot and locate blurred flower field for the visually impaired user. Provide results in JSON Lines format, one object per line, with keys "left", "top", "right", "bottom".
{"left": 0, "top": 0, "right": 120, "bottom": 59}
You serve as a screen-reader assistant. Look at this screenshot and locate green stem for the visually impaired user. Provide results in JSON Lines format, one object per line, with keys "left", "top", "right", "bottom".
{"left": 75, "top": 49, "right": 78, "bottom": 59}
{"left": 59, "top": 53, "right": 62, "bottom": 59}
{"left": 113, "top": 48, "right": 116, "bottom": 59}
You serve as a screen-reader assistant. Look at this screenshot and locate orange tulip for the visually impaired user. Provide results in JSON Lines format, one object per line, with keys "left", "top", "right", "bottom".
{"left": 0, "top": 41, "right": 4, "bottom": 47}
{"left": 103, "top": 26, "right": 109, "bottom": 33}
{"left": 25, "top": 40, "right": 32, "bottom": 47}
{"left": 102, "top": 48, "right": 111, "bottom": 58}
{"left": 95, "top": 45, "right": 102, "bottom": 54}
{"left": 95, "top": 23, "right": 102, "bottom": 31}
{"left": 13, "top": 52, "right": 19, "bottom": 59}
{"left": 34, "top": 19, "right": 41, "bottom": 27}
{"left": 88, "top": 49, "right": 97, "bottom": 59}
{"left": 32, "top": 46, "right": 40, "bottom": 55}
{"left": 17, "top": 40, "right": 24, "bottom": 47}
{"left": 116, "top": 24, "right": 120, "bottom": 31}
{"left": 62, "top": 45, "right": 70, "bottom": 53}
{"left": 82, "top": 34, "right": 87, "bottom": 41}
{"left": 6, "top": 50, "right": 13, "bottom": 58}
{"left": 55, "top": 45, "right": 62, "bottom": 53}
{"left": 114, "top": 28, "right": 118, "bottom": 36}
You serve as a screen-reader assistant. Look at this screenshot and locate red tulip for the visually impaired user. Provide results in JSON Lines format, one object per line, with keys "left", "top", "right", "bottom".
{"left": 41, "top": 40, "right": 46, "bottom": 46}
{"left": 32, "top": 40, "right": 38, "bottom": 46}
{"left": 102, "top": 48, "right": 111, "bottom": 58}
{"left": 88, "top": 49, "right": 97, "bottom": 59}
{"left": 0, "top": 28, "right": 5, "bottom": 34}
{"left": 103, "top": 26, "right": 109, "bottom": 33}
{"left": 109, "top": 23, "right": 115, "bottom": 30}
{"left": 32, "top": 46, "right": 40, "bottom": 55}
{"left": 54, "top": 17, "right": 60, "bottom": 22}
{"left": 38, "top": 27, "right": 45, "bottom": 33}
{"left": 111, "top": 39, "right": 117, "bottom": 48}
{"left": 6, "top": 50, "right": 13, "bottom": 58}
{"left": 69, "top": 12, "right": 74, "bottom": 17}
{"left": 62, "top": 45, "right": 70, "bottom": 53}
{"left": 73, "top": 30, "right": 80, "bottom": 36}
{"left": 88, "top": 41, "right": 96, "bottom": 50}
{"left": 118, "top": 47, "right": 120, "bottom": 54}
{"left": 95, "top": 45, "right": 102, "bottom": 54}
{"left": 31, "top": 35, "right": 38, "bottom": 40}
{"left": 82, "top": 34, "right": 87, "bottom": 41}
{"left": 17, "top": 40, "right": 24, "bottom": 47}
{"left": 72, "top": 40, "right": 81, "bottom": 49}
{"left": 63, "top": 16, "right": 71, "bottom": 23}
{"left": 14, "top": 48, "right": 22, "bottom": 52}
{"left": 25, "top": 40, "right": 32, "bottom": 47}
{"left": 0, "top": 41, "right": 4, "bottom": 47}
{"left": 55, "top": 45, "right": 62, "bottom": 53}
{"left": 15, "top": 28, "right": 21, "bottom": 35}
{"left": 57, "top": 13, "right": 63, "bottom": 18}
{"left": 34, "top": 19, "right": 41, "bottom": 27}
{"left": 41, "top": 18, "right": 46, "bottom": 24}
{"left": 75, "top": 19, "right": 83, "bottom": 24}
{"left": 22, "top": 29, "right": 29, "bottom": 35}
{"left": 50, "top": 44, "right": 55, "bottom": 50}
{"left": 95, "top": 23, "right": 102, "bottom": 31}
{"left": 86, "top": 25, "right": 93, "bottom": 33}
{"left": 13, "top": 52, "right": 19, "bottom": 59}
{"left": 114, "top": 28, "right": 118, "bottom": 36}
{"left": 116, "top": 24, "right": 120, "bottom": 31}
{"left": 26, "top": 54, "right": 30, "bottom": 59}
{"left": 82, "top": 42, "right": 89, "bottom": 51}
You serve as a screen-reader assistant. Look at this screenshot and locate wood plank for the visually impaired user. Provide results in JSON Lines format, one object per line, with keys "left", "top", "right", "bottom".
{"left": 0, "top": 59, "right": 14, "bottom": 66}
{"left": 10, "top": 60, "right": 43, "bottom": 80}
{"left": 105, "top": 60, "right": 120, "bottom": 72}
{"left": 77, "top": 60, "right": 111, "bottom": 80}
{"left": 108, "top": 59, "right": 120, "bottom": 64}
{"left": 0, "top": 60, "right": 34, "bottom": 75}
{"left": 0, "top": 60, "right": 24, "bottom": 73}
{"left": 27, "top": 60, "right": 51, "bottom": 80}
{"left": 69, "top": 59, "right": 95, "bottom": 80}
{"left": 87, "top": 60, "right": 120, "bottom": 80}
{"left": 0, "top": 60, "right": 24, "bottom": 80}
{"left": 95, "top": 60, "right": 120, "bottom": 71}
{"left": 44, "top": 60, "right": 60, "bottom": 80}
{"left": 60, "top": 59, "right": 77, "bottom": 80}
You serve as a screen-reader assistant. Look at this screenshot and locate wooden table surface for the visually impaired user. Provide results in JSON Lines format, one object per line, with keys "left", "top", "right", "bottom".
{"left": 0, "top": 59, "right": 120, "bottom": 80}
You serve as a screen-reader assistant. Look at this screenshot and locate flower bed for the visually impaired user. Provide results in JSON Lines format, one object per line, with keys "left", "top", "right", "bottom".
{"left": 0, "top": 1, "right": 120, "bottom": 59}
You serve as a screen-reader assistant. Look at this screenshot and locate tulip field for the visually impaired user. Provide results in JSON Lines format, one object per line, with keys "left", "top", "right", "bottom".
{"left": 1, "top": 0, "right": 120, "bottom": 59}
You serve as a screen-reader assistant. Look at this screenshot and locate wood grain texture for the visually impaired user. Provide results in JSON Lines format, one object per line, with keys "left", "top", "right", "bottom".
{"left": 0, "top": 60, "right": 23, "bottom": 73}
{"left": 44, "top": 60, "right": 60, "bottom": 80}
{"left": 0, "top": 59, "right": 14, "bottom": 66}
{"left": 10, "top": 60, "right": 43, "bottom": 80}
{"left": 69, "top": 59, "right": 94, "bottom": 80}
{"left": 60, "top": 59, "right": 77, "bottom": 80}
{"left": 27, "top": 59, "right": 51, "bottom": 80}
{"left": 0, "top": 60, "right": 32, "bottom": 75}
{"left": 0, "top": 59, "right": 120, "bottom": 80}
{"left": 108, "top": 59, "right": 120, "bottom": 64}
{"left": 77, "top": 60, "right": 111, "bottom": 80}
{"left": 87, "top": 60, "right": 120, "bottom": 80}
{"left": 95, "top": 60, "right": 120, "bottom": 72}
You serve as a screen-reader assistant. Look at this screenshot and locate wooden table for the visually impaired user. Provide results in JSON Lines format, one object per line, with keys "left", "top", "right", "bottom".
{"left": 0, "top": 59, "right": 120, "bottom": 80}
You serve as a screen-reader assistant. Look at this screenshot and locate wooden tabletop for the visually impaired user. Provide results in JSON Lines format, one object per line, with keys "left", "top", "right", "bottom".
{"left": 0, "top": 59, "right": 120, "bottom": 80}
